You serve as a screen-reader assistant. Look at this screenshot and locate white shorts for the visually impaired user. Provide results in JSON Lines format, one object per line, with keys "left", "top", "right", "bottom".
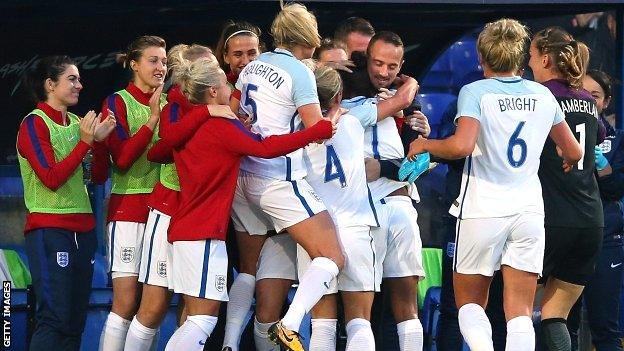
{"left": 239, "top": 171, "right": 326, "bottom": 233}
{"left": 375, "top": 196, "right": 425, "bottom": 279}
{"left": 256, "top": 234, "right": 297, "bottom": 281}
{"left": 107, "top": 221, "right": 145, "bottom": 277}
{"left": 297, "top": 225, "right": 382, "bottom": 293}
{"left": 170, "top": 239, "right": 229, "bottom": 301}
{"left": 138, "top": 208, "right": 173, "bottom": 288}
{"left": 231, "top": 178, "right": 273, "bottom": 235}
{"left": 454, "top": 213, "right": 545, "bottom": 276}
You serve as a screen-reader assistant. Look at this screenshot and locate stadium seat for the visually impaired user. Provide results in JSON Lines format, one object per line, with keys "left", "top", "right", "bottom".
{"left": 417, "top": 93, "right": 457, "bottom": 139}
{"left": 420, "top": 50, "right": 453, "bottom": 93}
{"left": 449, "top": 40, "right": 483, "bottom": 92}
{"left": 91, "top": 252, "right": 109, "bottom": 288}
{"left": 421, "top": 286, "right": 442, "bottom": 351}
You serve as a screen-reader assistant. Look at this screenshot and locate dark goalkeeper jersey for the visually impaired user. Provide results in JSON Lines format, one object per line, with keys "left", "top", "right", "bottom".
{"left": 539, "top": 79, "right": 603, "bottom": 228}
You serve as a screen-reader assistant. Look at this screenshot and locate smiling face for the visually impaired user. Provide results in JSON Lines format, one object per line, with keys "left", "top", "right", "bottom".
{"left": 46, "top": 64, "right": 82, "bottom": 107}
{"left": 583, "top": 75, "right": 610, "bottom": 114}
{"left": 367, "top": 40, "right": 403, "bottom": 90}
{"left": 131, "top": 46, "right": 167, "bottom": 90}
{"left": 224, "top": 34, "right": 260, "bottom": 76}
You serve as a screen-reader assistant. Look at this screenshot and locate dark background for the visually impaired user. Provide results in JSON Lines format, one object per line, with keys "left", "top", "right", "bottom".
{"left": 0, "top": 0, "right": 622, "bottom": 164}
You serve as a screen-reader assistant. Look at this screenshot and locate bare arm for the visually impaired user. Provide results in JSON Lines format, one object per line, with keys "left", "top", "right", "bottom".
{"left": 407, "top": 117, "right": 479, "bottom": 160}
{"left": 549, "top": 121, "right": 583, "bottom": 172}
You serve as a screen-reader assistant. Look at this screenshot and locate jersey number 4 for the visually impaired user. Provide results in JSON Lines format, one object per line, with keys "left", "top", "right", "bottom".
{"left": 325, "top": 145, "right": 347, "bottom": 187}
{"left": 507, "top": 121, "right": 527, "bottom": 168}
{"left": 242, "top": 83, "right": 258, "bottom": 123}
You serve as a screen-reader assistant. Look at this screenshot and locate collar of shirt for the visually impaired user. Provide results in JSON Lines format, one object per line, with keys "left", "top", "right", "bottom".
{"left": 36, "top": 102, "right": 66, "bottom": 126}
{"left": 273, "top": 48, "right": 295, "bottom": 57}
{"left": 227, "top": 71, "right": 238, "bottom": 85}
{"left": 126, "top": 82, "right": 154, "bottom": 106}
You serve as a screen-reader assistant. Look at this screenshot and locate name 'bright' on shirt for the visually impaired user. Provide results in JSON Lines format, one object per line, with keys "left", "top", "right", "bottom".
{"left": 242, "top": 62, "right": 285, "bottom": 89}
{"left": 498, "top": 97, "right": 538, "bottom": 112}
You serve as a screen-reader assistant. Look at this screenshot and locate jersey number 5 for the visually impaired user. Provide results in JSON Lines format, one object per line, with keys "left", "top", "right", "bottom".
{"left": 325, "top": 145, "right": 347, "bottom": 188}
{"left": 507, "top": 121, "right": 527, "bottom": 168}
{"left": 242, "top": 83, "right": 258, "bottom": 123}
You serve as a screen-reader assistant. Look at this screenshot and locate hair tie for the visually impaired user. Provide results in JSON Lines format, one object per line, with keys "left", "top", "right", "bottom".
{"left": 224, "top": 30, "right": 258, "bottom": 47}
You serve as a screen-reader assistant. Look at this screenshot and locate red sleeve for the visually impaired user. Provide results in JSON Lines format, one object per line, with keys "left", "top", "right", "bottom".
{"left": 160, "top": 106, "right": 211, "bottom": 148}
{"left": 101, "top": 95, "right": 154, "bottom": 171}
{"left": 90, "top": 141, "right": 109, "bottom": 184}
{"left": 216, "top": 118, "right": 333, "bottom": 158}
{"left": 147, "top": 140, "right": 174, "bottom": 164}
{"left": 16, "top": 115, "right": 91, "bottom": 191}
{"left": 395, "top": 116, "right": 404, "bottom": 132}
{"left": 231, "top": 89, "right": 242, "bottom": 101}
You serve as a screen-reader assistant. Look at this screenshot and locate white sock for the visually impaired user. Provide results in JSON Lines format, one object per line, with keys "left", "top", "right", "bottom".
{"left": 309, "top": 318, "right": 337, "bottom": 351}
{"left": 164, "top": 323, "right": 189, "bottom": 351}
{"left": 346, "top": 318, "right": 375, "bottom": 351}
{"left": 222, "top": 273, "right": 256, "bottom": 351}
{"left": 458, "top": 303, "right": 494, "bottom": 351}
{"left": 281, "top": 257, "right": 338, "bottom": 331}
{"left": 99, "top": 312, "right": 131, "bottom": 351}
{"left": 254, "top": 318, "right": 279, "bottom": 351}
{"left": 165, "top": 315, "right": 217, "bottom": 351}
{"left": 148, "top": 328, "right": 160, "bottom": 351}
{"left": 506, "top": 316, "right": 534, "bottom": 351}
{"left": 397, "top": 319, "right": 424, "bottom": 351}
{"left": 124, "top": 316, "right": 157, "bottom": 351}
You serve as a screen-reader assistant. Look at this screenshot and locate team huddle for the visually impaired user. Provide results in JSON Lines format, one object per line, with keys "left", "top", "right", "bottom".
{"left": 15, "top": 1, "right": 615, "bottom": 351}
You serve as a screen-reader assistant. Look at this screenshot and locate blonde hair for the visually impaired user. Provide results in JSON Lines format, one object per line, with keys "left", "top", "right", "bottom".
{"left": 533, "top": 27, "right": 590, "bottom": 89}
{"left": 477, "top": 18, "right": 529, "bottom": 74}
{"left": 168, "top": 44, "right": 216, "bottom": 87}
{"left": 271, "top": 1, "right": 321, "bottom": 50}
{"left": 172, "top": 55, "right": 224, "bottom": 104}
{"left": 314, "top": 65, "right": 342, "bottom": 109}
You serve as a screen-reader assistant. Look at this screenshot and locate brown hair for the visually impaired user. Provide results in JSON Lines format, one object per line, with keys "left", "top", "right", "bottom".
{"left": 334, "top": 17, "right": 375, "bottom": 43}
{"left": 116, "top": 35, "right": 166, "bottom": 68}
{"left": 215, "top": 20, "right": 262, "bottom": 72}
{"left": 533, "top": 26, "right": 590, "bottom": 89}
{"left": 314, "top": 38, "right": 348, "bottom": 60}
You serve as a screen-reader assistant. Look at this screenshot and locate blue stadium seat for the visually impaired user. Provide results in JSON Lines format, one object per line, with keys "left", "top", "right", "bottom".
{"left": 91, "top": 252, "right": 109, "bottom": 288}
{"left": 449, "top": 40, "right": 483, "bottom": 92}
{"left": 417, "top": 93, "right": 457, "bottom": 139}
{"left": 421, "top": 286, "right": 441, "bottom": 351}
{"left": 421, "top": 51, "right": 453, "bottom": 93}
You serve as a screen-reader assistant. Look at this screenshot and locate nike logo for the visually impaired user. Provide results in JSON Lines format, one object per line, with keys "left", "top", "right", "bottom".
{"left": 199, "top": 340, "right": 205, "bottom": 345}
{"left": 90, "top": 259, "right": 95, "bottom": 264}
{"left": 323, "top": 281, "right": 330, "bottom": 289}
{"left": 611, "top": 263, "right": 622, "bottom": 268}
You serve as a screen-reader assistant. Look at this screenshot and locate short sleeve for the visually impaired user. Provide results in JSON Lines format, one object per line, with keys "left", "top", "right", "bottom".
{"left": 291, "top": 64, "right": 319, "bottom": 108}
{"left": 455, "top": 85, "right": 481, "bottom": 125}
{"left": 552, "top": 96, "right": 565, "bottom": 125}
{"left": 346, "top": 101, "right": 377, "bottom": 128}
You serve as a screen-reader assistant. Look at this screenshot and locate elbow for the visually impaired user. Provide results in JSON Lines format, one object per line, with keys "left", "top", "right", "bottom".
{"left": 453, "top": 142, "right": 474, "bottom": 159}
{"left": 42, "top": 179, "right": 62, "bottom": 191}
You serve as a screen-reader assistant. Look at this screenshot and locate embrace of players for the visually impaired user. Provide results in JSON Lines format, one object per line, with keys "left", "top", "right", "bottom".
{"left": 15, "top": 1, "right": 621, "bottom": 351}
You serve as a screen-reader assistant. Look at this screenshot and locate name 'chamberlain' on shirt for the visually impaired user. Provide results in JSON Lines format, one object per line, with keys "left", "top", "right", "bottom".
{"left": 242, "top": 62, "right": 285, "bottom": 89}
{"left": 498, "top": 97, "right": 538, "bottom": 112}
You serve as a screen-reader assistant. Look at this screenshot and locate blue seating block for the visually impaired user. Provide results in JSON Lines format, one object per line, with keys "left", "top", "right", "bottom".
{"left": 421, "top": 286, "right": 441, "bottom": 351}
{"left": 417, "top": 93, "right": 457, "bottom": 139}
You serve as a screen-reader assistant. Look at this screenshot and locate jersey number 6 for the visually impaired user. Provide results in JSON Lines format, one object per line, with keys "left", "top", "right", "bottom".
{"left": 507, "top": 121, "right": 527, "bottom": 168}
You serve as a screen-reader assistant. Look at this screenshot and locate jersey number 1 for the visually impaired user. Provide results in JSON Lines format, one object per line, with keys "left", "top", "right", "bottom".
{"left": 325, "top": 145, "right": 347, "bottom": 188}
{"left": 575, "top": 123, "right": 586, "bottom": 170}
{"left": 507, "top": 121, "right": 527, "bottom": 168}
